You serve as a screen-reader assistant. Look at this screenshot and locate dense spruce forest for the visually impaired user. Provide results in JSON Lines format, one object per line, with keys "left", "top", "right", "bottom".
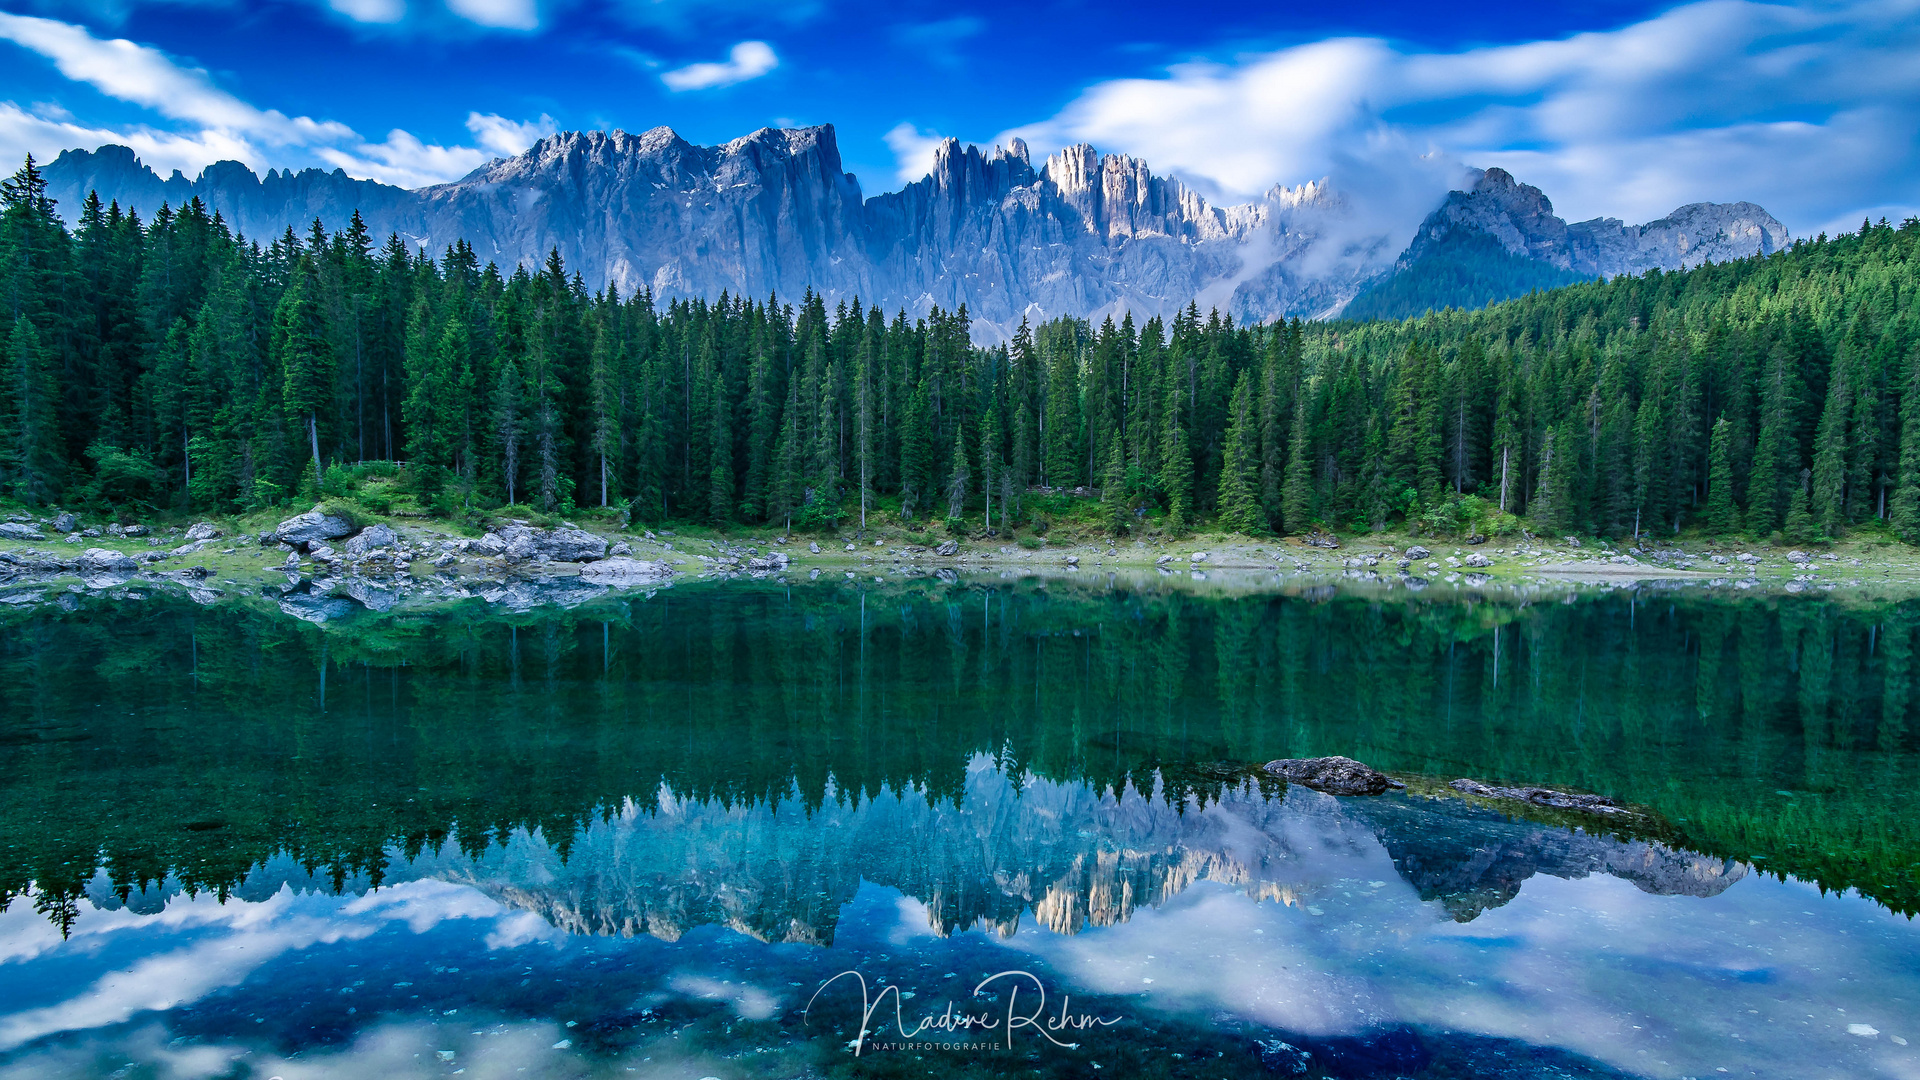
{"left": 2, "top": 152, "right": 1918, "bottom": 542}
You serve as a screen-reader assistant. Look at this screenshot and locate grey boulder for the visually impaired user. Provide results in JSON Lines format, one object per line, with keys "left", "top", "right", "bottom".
{"left": 1263, "top": 755, "right": 1404, "bottom": 796}
{"left": 487, "top": 524, "right": 608, "bottom": 563}
{"left": 936, "top": 539, "right": 959, "bottom": 556}
{"left": 185, "top": 521, "right": 220, "bottom": 541}
{"left": 0, "top": 523, "right": 47, "bottom": 541}
{"left": 344, "top": 523, "right": 398, "bottom": 557}
{"left": 1404, "top": 546, "right": 1432, "bottom": 560}
{"left": 51, "top": 512, "right": 77, "bottom": 533}
{"left": 276, "top": 506, "right": 355, "bottom": 545}
{"left": 76, "top": 548, "right": 138, "bottom": 573}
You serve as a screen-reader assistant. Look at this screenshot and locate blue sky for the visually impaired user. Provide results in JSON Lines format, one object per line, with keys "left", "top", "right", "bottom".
{"left": 0, "top": 0, "right": 1915, "bottom": 234}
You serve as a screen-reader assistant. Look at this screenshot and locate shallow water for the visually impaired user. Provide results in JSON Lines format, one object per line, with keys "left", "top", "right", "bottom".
{"left": 2, "top": 580, "right": 1917, "bottom": 1078}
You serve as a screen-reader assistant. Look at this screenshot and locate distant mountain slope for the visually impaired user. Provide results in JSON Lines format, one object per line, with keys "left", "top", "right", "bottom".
{"left": 39, "top": 131, "right": 1787, "bottom": 334}
{"left": 1343, "top": 168, "right": 1791, "bottom": 318}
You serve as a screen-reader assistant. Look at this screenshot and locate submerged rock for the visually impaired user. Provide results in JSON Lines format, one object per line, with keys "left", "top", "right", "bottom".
{"left": 1264, "top": 756, "right": 1404, "bottom": 796}
{"left": 1450, "top": 778, "right": 1628, "bottom": 815}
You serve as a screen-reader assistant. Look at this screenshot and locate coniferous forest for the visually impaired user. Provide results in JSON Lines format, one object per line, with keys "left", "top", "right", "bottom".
{"left": 4, "top": 152, "right": 1920, "bottom": 543}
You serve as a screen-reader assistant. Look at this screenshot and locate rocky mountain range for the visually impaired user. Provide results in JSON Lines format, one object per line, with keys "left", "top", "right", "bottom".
{"left": 1399, "top": 167, "right": 1789, "bottom": 278}
{"left": 40, "top": 127, "right": 1788, "bottom": 336}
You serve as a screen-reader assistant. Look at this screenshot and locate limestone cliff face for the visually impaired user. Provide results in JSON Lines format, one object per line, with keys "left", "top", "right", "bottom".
{"left": 40, "top": 130, "right": 1787, "bottom": 336}
{"left": 412, "top": 126, "right": 871, "bottom": 303}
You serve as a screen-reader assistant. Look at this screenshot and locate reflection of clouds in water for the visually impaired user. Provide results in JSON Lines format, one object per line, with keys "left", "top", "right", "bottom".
{"left": 0, "top": 881, "right": 510, "bottom": 1053}
{"left": 0, "top": 1019, "right": 604, "bottom": 1080}
{"left": 667, "top": 973, "right": 782, "bottom": 1020}
{"left": 996, "top": 872, "right": 1920, "bottom": 1079}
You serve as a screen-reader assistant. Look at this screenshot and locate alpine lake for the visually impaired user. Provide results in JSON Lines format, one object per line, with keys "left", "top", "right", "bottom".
{"left": 3, "top": 571, "right": 1918, "bottom": 1080}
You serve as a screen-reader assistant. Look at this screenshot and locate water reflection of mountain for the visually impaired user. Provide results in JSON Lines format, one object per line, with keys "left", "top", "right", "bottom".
{"left": 86, "top": 761, "right": 1744, "bottom": 941}
{"left": 11, "top": 581, "right": 1905, "bottom": 925}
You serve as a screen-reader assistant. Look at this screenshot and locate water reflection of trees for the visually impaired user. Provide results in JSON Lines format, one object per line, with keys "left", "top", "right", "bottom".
{"left": 1, "top": 581, "right": 1915, "bottom": 924}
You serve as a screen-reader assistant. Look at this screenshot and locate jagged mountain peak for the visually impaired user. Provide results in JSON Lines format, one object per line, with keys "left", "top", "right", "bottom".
{"left": 36, "top": 125, "right": 1786, "bottom": 336}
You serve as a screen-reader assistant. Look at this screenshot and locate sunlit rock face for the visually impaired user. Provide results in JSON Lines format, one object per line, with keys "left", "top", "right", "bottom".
{"left": 41, "top": 131, "right": 1784, "bottom": 338}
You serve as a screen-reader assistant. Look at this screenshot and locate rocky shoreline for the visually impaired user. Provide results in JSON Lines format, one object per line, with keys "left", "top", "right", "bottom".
{"left": 5, "top": 505, "right": 1919, "bottom": 620}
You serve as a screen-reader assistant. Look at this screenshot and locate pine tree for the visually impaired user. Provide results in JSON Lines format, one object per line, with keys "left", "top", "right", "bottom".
{"left": 899, "top": 381, "right": 932, "bottom": 523}
{"left": 275, "top": 261, "right": 333, "bottom": 496}
{"left": 1282, "top": 390, "right": 1313, "bottom": 534}
{"left": 1890, "top": 346, "right": 1920, "bottom": 543}
{"left": 1217, "top": 370, "right": 1262, "bottom": 534}
{"left": 1705, "top": 415, "right": 1738, "bottom": 534}
{"left": 492, "top": 356, "right": 525, "bottom": 506}
{"left": 708, "top": 367, "right": 734, "bottom": 524}
{"left": 1101, "top": 438, "right": 1128, "bottom": 535}
{"left": 1, "top": 316, "right": 62, "bottom": 503}
{"left": 1810, "top": 354, "right": 1851, "bottom": 537}
{"left": 945, "top": 422, "right": 970, "bottom": 526}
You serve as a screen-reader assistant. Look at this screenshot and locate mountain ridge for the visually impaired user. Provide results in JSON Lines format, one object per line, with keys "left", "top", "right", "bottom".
{"left": 38, "top": 126, "right": 1788, "bottom": 335}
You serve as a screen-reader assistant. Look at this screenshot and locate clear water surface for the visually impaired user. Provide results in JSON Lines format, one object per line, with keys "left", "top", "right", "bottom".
{"left": 2, "top": 578, "right": 1916, "bottom": 1079}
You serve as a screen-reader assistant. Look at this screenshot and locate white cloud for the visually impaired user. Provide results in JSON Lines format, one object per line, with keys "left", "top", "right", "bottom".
{"left": 466, "top": 109, "right": 556, "bottom": 156}
{"left": 1008, "top": 0, "right": 1920, "bottom": 233}
{"left": 0, "top": 99, "right": 257, "bottom": 179}
{"left": 445, "top": 0, "right": 537, "bottom": 30}
{"left": 0, "top": 14, "right": 558, "bottom": 188}
{"left": 882, "top": 121, "right": 946, "bottom": 185}
{"left": 660, "top": 39, "right": 778, "bottom": 91}
{"left": 328, "top": 0, "right": 406, "bottom": 23}
{"left": 0, "top": 12, "right": 352, "bottom": 145}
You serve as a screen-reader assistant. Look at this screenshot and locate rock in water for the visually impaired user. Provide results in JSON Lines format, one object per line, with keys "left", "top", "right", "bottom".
{"left": 936, "top": 539, "right": 959, "bottom": 556}
{"left": 1450, "top": 778, "right": 1628, "bottom": 815}
{"left": 343, "top": 523, "right": 398, "bottom": 557}
{"left": 746, "top": 552, "right": 789, "bottom": 571}
{"left": 1256, "top": 1040, "right": 1313, "bottom": 1076}
{"left": 0, "top": 523, "right": 46, "bottom": 541}
{"left": 276, "top": 506, "right": 355, "bottom": 545}
{"left": 1404, "top": 546, "right": 1432, "bottom": 560}
{"left": 1263, "top": 755, "right": 1403, "bottom": 796}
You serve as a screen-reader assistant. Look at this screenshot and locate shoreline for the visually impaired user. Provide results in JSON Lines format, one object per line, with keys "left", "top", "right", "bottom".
{"left": 6, "top": 508, "right": 1918, "bottom": 619}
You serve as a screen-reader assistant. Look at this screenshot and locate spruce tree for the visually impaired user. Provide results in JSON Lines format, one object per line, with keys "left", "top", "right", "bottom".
{"left": 1, "top": 316, "right": 62, "bottom": 504}
{"left": 1101, "top": 438, "right": 1128, "bottom": 535}
{"left": 1705, "top": 415, "right": 1738, "bottom": 534}
{"left": 945, "top": 422, "right": 970, "bottom": 527}
{"left": 899, "top": 381, "right": 932, "bottom": 523}
{"left": 1810, "top": 355, "right": 1852, "bottom": 537}
{"left": 708, "top": 367, "right": 734, "bottom": 524}
{"left": 1890, "top": 346, "right": 1920, "bottom": 543}
{"left": 1282, "top": 390, "right": 1313, "bottom": 533}
{"left": 1217, "top": 370, "right": 1262, "bottom": 534}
